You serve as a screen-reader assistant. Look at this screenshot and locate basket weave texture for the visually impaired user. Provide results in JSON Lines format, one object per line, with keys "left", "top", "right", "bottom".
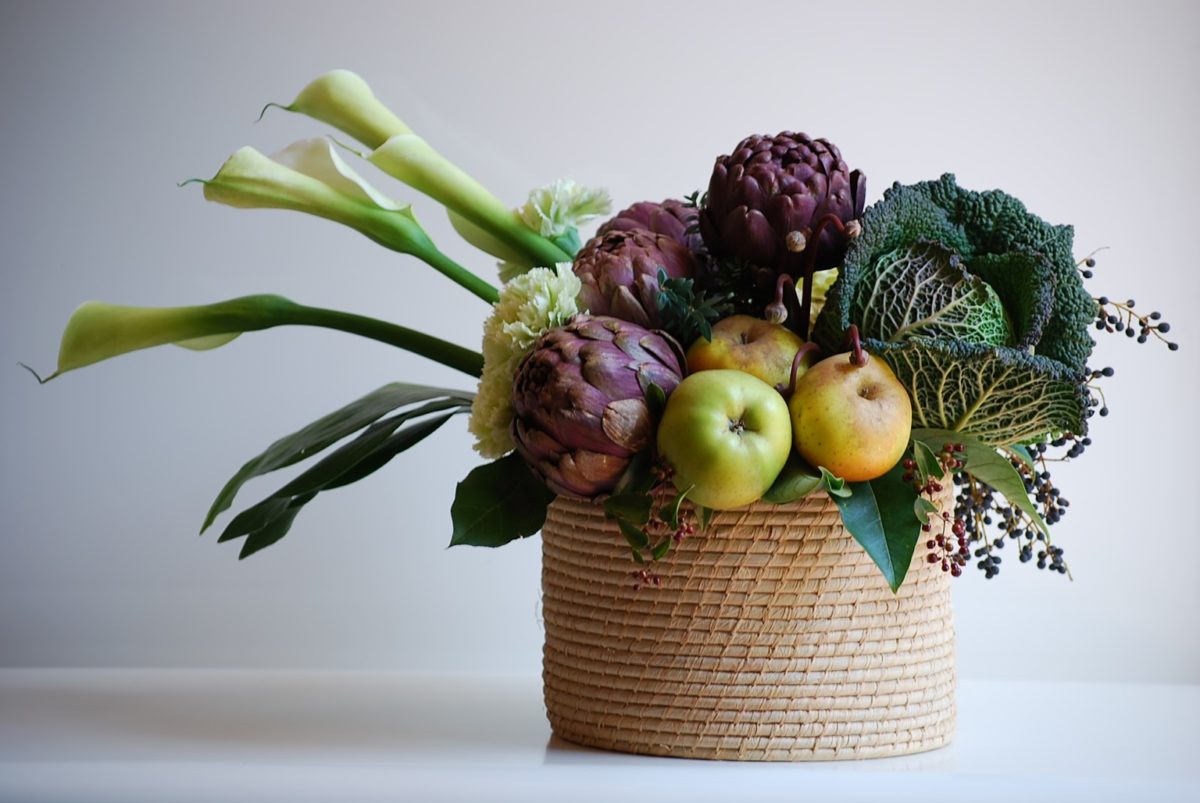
{"left": 541, "top": 491, "right": 956, "bottom": 761}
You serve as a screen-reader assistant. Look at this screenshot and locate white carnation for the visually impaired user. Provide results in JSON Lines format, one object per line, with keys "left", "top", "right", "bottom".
{"left": 469, "top": 264, "right": 581, "bottom": 457}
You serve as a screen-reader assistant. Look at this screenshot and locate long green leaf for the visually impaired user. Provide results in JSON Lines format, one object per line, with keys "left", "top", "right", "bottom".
{"left": 913, "top": 427, "right": 1049, "bottom": 536}
{"left": 449, "top": 454, "right": 555, "bottom": 548}
{"left": 225, "top": 412, "right": 459, "bottom": 557}
{"left": 830, "top": 461, "right": 922, "bottom": 592}
{"left": 203, "top": 383, "right": 472, "bottom": 532}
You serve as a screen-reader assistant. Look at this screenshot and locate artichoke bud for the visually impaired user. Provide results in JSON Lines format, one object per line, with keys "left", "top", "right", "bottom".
{"left": 511, "top": 315, "right": 683, "bottom": 499}
{"left": 598, "top": 199, "right": 704, "bottom": 254}
{"left": 699, "top": 131, "right": 865, "bottom": 281}
{"left": 572, "top": 230, "right": 699, "bottom": 329}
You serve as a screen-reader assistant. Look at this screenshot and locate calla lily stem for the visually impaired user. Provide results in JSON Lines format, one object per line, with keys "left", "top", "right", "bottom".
{"left": 409, "top": 244, "right": 499, "bottom": 305}
{"left": 288, "top": 302, "right": 484, "bottom": 377}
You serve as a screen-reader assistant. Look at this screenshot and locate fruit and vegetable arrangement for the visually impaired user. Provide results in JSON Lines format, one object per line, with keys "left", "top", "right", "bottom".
{"left": 30, "top": 71, "right": 1179, "bottom": 592}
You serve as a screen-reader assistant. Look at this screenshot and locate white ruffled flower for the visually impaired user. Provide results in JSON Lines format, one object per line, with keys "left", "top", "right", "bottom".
{"left": 517, "top": 179, "right": 611, "bottom": 239}
{"left": 469, "top": 264, "right": 582, "bottom": 458}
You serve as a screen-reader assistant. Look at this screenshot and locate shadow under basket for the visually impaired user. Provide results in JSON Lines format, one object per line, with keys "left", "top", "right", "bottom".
{"left": 541, "top": 491, "right": 956, "bottom": 761}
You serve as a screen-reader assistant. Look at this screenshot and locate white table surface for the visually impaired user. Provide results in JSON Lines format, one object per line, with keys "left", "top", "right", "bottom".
{"left": 1, "top": 669, "right": 1196, "bottom": 803}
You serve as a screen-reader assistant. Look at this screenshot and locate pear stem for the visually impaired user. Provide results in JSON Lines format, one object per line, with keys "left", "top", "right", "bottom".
{"left": 779, "top": 341, "right": 823, "bottom": 397}
{"left": 843, "top": 323, "right": 867, "bottom": 366}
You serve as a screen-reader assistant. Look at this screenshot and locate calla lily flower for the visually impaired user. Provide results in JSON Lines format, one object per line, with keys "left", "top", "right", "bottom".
{"left": 33, "top": 294, "right": 483, "bottom": 383}
{"left": 198, "top": 139, "right": 497, "bottom": 303}
{"left": 274, "top": 69, "right": 411, "bottom": 150}
{"left": 273, "top": 71, "right": 572, "bottom": 269}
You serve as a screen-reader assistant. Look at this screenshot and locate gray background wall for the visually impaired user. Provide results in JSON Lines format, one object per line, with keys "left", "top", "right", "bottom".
{"left": 2, "top": 0, "right": 1197, "bottom": 682}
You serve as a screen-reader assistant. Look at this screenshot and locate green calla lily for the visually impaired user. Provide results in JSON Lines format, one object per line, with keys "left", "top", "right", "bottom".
{"left": 197, "top": 139, "right": 497, "bottom": 303}
{"left": 33, "top": 294, "right": 483, "bottom": 383}
{"left": 272, "top": 71, "right": 571, "bottom": 269}
{"left": 271, "top": 69, "right": 411, "bottom": 150}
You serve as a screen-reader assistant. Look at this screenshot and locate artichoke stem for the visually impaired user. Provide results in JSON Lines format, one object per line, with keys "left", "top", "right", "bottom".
{"left": 767, "top": 272, "right": 804, "bottom": 331}
{"left": 797, "top": 213, "right": 848, "bottom": 337}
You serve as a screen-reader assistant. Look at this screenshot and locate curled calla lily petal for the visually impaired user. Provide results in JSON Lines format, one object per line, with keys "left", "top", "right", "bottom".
{"left": 195, "top": 140, "right": 498, "bottom": 303}
{"left": 33, "top": 294, "right": 485, "bottom": 383}
{"left": 278, "top": 69, "right": 410, "bottom": 150}
{"left": 272, "top": 138, "right": 404, "bottom": 211}
{"left": 200, "top": 139, "right": 428, "bottom": 251}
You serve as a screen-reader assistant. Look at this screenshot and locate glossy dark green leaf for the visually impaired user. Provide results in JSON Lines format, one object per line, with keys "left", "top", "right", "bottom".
{"left": 912, "top": 440, "right": 943, "bottom": 483}
{"left": 831, "top": 461, "right": 922, "bottom": 592}
{"left": 914, "top": 496, "right": 939, "bottom": 524}
{"left": 651, "top": 538, "right": 672, "bottom": 561}
{"left": 763, "top": 455, "right": 823, "bottom": 503}
{"left": 696, "top": 506, "right": 714, "bottom": 532}
{"left": 618, "top": 520, "right": 650, "bottom": 550}
{"left": 660, "top": 486, "right": 692, "bottom": 530}
{"left": 449, "top": 453, "right": 556, "bottom": 547}
{"left": 644, "top": 382, "right": 667, "bottom": 421}
{"left": 612, "top": 452, "right": 656, "bottom": 496}
{"left": 604, "top": 492, "right": 654, "bottom": 526}
{"left": 1009, "top": 443, "right": 1035, "bottom": 469}
{"left": 819, "top": 466, "right": 852, "bottom": 498}
{"left": 203, "top": 383, "right": 472, "bottom": 532}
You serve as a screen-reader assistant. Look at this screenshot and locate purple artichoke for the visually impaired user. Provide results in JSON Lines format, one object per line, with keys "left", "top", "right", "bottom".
{"left": 699, "top": 131, "right": 866, "bottom": 277}
{"left": 572, "top": 229, "right": 699, "bottom": 329}
{"left": 511, "top": 315, "right": 683, "bottom": 499}
{"left": 598, "top": 198, "right": 704, "bottom": 253}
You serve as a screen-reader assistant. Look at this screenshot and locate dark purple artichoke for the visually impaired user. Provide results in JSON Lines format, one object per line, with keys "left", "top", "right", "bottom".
{"left": 573, "top": 229, "right": 699, "bottom": 329}
{"left": 598, "top": 198, "right": 703, "bottom": 253}
{"left": 511, "top": 315, "right": 683, "bottom": 499}
{"left": 699, "top": 132, "right": 866, "bottom": 277}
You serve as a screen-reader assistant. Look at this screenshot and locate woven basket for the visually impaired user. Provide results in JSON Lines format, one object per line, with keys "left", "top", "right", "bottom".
{"left": 541, "top": 491, "right": 956, "bottom": 761}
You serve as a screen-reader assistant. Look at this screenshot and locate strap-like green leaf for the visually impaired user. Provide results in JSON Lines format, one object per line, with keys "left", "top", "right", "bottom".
{"left": 449, "top": 454, "right": 555, "bottom": 547}
{"left": 223, "top": 411, "right": 460, "bottom": 557}
{"left": 203, "top": 384, "right": 472, "bottom": 532}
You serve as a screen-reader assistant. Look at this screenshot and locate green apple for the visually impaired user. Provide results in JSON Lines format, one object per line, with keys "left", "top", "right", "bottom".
{"left": 788, "top": 351, "right": 912, "bottom": 482}
{"left": 656, "top": 369, "right": 792, "bottom": 510}
{"left": 686, "top": 315, "right": 813, "bottom": 391}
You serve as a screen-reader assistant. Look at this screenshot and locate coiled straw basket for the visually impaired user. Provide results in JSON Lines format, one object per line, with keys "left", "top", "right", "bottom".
{"left": 541, "top": 490, "right": 956, "bottom": 761}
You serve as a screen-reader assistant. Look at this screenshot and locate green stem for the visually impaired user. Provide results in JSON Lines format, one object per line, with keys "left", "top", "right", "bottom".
{"left": 502, "top": 225, "right": 574, "bottom": 268}
{"left": 287, "top": 302, "right": 483, "bottom": 377}
{"left": 411, "top": 246, "right": 499, "bottom": 304}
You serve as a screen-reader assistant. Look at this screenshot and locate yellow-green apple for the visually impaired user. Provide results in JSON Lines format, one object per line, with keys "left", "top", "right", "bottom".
{"left": 656, "top": 369, "right": 792, "bottom": 510}
{"left": 788, "top": 351, "right": 912, "bottom": 482}
{"left": 686, "top": 315, "right": 814, "bottom": 391}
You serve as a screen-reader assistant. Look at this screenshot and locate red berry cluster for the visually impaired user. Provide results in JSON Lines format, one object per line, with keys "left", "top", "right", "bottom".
{"left": 925, "top": 510, "right": 968, "bottom": 577}
{"left": 631, "top": 568, "right": 661, "bottom": 590}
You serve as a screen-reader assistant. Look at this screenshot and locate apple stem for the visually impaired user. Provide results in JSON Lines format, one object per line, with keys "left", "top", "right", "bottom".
{"left": 780, "top": 341, "right": 823, "bottom": 397}
{"left": 796, "top": 213, "right": 848, "bottom": 339}
{"left": 843, "top": 323, "right": 868, "bottom": 366}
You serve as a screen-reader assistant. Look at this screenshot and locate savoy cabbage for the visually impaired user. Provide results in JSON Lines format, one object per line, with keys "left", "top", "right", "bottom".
{"left": 814, "top": 174, "right": 1097, "bottom": 446}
